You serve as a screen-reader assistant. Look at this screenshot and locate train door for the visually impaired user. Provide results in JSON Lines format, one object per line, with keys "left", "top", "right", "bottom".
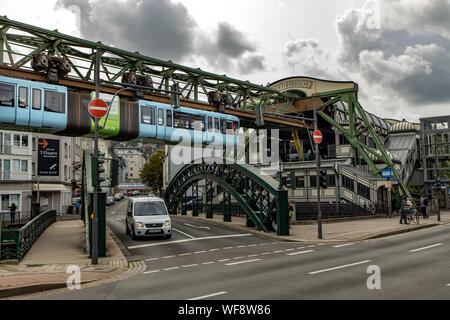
{"left": 156, "top": 106, "right": 166, "bottom": 140}
{"left": 15, "top": 85, "right": 30, "bottom": 126}
{"left": 0, "top": 80, "right": 15, "bottom": 124}
{"left": 29, "top": 88, "right": 43, "bottom": 127}
{"left": 206, "top": 116, "right": 213, "bottom": 144}
{"left": 212, "top": 117, "right": 220, "bottom": 144}
{"left": 139, "top": 104, "right": 157, "bottom": 139}
{"left": 166, "top": 109, "right": 173, "bottom": 142}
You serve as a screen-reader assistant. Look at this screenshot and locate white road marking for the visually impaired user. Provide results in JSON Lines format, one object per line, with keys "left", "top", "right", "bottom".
{"left": 201, "top": 261, "right": 215, "bottom": 265}
{"left": 223, "top": 247, "right": 233, "bottom": 250}
{"left": 194, "top": 251, "right": 207, "bottom": 254}
{"left": 145, "top": 257, "right": 160, "bottom": 261}
{"left": 181, "top": 264, "right": 198, "bottom": 268}
{"left": 287, "top": 249, "right": 315, "bottom": 256}
{"left": 208, "top": 248, "right": 220, "bottom": 252}
{"left": 333, "top": 243, "right": 354, "bottom": 248}
{"left": 179, "top": 253, "right": 192, "bottom": 256}
{"left": 409, "top": 243, "right": 443, "bottom": 253}
{"left": 273, "top": 250, "right": 283, "bottom": 254}
{"left": 172, "top": 228, "right": 196, "bottom": 239}
{"left": 225, "top": 259, "right": 262, "bottom": 266}
{"left": 285, "top": 248, "right": 295, "bottom": 252}
{"left": 308, "top": 260, "right": 372, "bottom": 275}
{"left": 128, "top": 234, "right": 252, "bottom": 249}
{"left": 162, "top": 255, "right": 175, "bottom": 259}
{"left": 218, "top": 259, "right": 230, "bottom": 262}
{"left": 259, "top": 243, "right": 269, "bottom": 246}
{"left": 446, "top": 283, "right": 450, "bottom": 287}
{"left": 188, "top": 291, "right": 227, "bottom": 300}
{"left": 247, "top": 254, "right": 259, "bottom": 257}
{"left": 236, "top": 245, "right": 246, "bottom": 248}
{"left": 296, "top": 246, "right": 305, "bottom": 250}
{"left": 164, "top": 266, "right": 180, "bottom": 271}
{"left": 111, "top": 211, "right": 116, "bottom": 215}
{"left": 248, "top": 244, "right": 258, "bottom": 247}
{"left": 184, "top": 223, "right": 210, "bottom": 230}
{"left": 261, "top": 252, "right": 271, "bottom": 255}
{"left": 143, "top": 270, "right": 160, "bottom": 274}
{"left": 307, "top": 245, "right": 316, "bottom": 248}
{"left": 232, "top": 256, "right": 245, "bottom": 260}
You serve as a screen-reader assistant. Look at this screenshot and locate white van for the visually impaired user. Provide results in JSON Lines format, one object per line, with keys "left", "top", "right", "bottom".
{"left": 125, "top": 197, "right": 172, "bottom": 240}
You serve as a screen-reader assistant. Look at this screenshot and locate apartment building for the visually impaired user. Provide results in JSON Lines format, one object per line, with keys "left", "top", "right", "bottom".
{"left": 0, "top": 130, "right": 33, "bottom": 222}
{"left": 115, "top": 145, "right": 146, "bottom": 183}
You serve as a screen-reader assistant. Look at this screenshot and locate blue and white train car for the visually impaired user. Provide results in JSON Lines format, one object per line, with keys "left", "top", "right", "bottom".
{"left": 0, "top": 76, "right": 67, "bottom": 132}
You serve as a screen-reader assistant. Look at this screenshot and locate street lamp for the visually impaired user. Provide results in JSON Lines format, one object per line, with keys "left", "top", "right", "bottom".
{"left": 278, "top": 160, "right": 284, "bottom": 190}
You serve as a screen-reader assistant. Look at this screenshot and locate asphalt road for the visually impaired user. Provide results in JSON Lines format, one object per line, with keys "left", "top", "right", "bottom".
{"left": 36, "top": 198, "right": 450, "bottom": 300}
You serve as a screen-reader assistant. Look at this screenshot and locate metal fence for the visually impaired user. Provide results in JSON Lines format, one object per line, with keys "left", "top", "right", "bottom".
{"left": 295, "top": 202, "right": 383, "bottom": 220}
{"left": 0, "top": 211, "right": 32, "bottom": 226}
{"left": 1, "top": 210, "right": 56, "bottom": 261}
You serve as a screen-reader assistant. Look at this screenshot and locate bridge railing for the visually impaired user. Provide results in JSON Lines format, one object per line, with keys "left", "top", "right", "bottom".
{"left": 0, "top": 210, "right": 56, "bottom": 261}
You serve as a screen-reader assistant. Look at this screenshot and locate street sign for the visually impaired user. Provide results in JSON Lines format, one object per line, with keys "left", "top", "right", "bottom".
{"left": 88, "top": 98, "right": 108, "bottom": 118}
{"left": 381, "top": 168, "right": 394, "bottom": 178}
{"left": 313, "top": 130, "right": 322, "bottom": 144}
{"left": 38, "top": 138, "right": 59, "bottom": 176}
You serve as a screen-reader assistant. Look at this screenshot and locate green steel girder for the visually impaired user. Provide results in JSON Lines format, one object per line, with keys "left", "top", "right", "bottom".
{"left": 0, "top": 16, "right": 298, "bottom": 110}
{"left": 164, "top": 159, "right": 290, "bottom": 235}
{"left": 313, "top": 89, "right": 414, "bottom": 203}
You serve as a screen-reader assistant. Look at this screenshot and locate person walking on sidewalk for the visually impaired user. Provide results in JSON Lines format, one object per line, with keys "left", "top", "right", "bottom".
{"left": 400, "top": 197, "right": 409, "bottom": 224}
{"left": 420, "top": 195, "right": 429, "bottom": 218}
{"left": 9, "top": 202, "right": 16, "bottom": 224}
{"left": 75, "top": 200, "right": 81, "bottom": 215}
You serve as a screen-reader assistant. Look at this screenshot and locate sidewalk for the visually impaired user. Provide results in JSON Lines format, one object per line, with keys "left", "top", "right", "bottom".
{"left": 0, "top": 217, "right": 146, "bottom": 299}
{"left": 177, "top": 210, "right": 450, "bottom": 243}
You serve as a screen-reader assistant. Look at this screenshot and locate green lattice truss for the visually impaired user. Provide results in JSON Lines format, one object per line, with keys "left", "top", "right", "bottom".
{"left": 0, "top": 16, "right": 297, "bottom": 111}
{"left": 312, "top": 88, "right": 414, "bottom": 204}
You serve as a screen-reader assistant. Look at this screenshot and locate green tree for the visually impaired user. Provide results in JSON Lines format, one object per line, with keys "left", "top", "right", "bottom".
{"left": 140, "top": 149, "right": 166, "bottom": 196}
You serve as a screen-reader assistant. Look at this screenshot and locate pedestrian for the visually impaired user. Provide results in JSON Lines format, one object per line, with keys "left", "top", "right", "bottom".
{"left": 75, "top": 200, "right": 81, "bottom": 215}
{"left": 399, "top": 197, "right": 409, "bottom": 224}
{"left": 9, "top": 202, "right": 16, "bottom": 224}
{"left": 420, "top": 195, "right": 429, "bottom": 218}
{"left": 288, "top": 205, "right": 293, "bottom": 228}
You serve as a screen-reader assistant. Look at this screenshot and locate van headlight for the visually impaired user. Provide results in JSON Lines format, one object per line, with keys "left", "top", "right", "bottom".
{"left": 164, "top": 220, "right": 171, "bottom": 227}
{"left": 136, "top": 222, "right": 144, "bottom": 228}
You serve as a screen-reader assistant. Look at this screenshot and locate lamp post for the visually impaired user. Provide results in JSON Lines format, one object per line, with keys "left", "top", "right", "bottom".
{"left": 278, "top": 160, "right": 284, "bottom": 190}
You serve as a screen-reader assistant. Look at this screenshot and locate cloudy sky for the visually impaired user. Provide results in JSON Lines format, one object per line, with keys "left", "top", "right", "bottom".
{"left": 1, "top": 0, "right": 449, "bottom": 122}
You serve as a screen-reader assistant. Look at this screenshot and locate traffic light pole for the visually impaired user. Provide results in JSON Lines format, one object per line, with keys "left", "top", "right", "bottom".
{"left": 91, "top": 49, "right": 101, "bottom": 264}
{"left": 313, "top": 97, "right": 323, "bottom": 239}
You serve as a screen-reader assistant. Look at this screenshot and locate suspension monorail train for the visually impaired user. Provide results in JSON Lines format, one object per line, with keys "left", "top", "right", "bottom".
{"left": 0, "top": 76, "right": 240, "bottom": 146}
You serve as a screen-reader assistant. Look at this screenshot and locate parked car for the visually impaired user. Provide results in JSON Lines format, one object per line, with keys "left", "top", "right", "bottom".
{"left": 127, "top": 191, "right": 136, "bottom": 197}
{"left": 125, "top": 197, "right": 172, "bottom": 240}
{"left": 119, "top": 192, "right": 124, "bottom": 199}
{"left": 106, "top": 196, "right": 115, "bottom": 206}
{"left": 114, "top": 193, "right": 121, "bottom": 201}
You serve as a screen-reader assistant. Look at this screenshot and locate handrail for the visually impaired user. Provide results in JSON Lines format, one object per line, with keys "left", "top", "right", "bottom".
{"left": 0, "top": 210, "right": 56, "bottom": 261}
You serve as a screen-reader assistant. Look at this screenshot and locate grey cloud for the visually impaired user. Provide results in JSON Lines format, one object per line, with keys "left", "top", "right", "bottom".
{"left": 238, "top": 54, "right": 265, "bottom": 74}
{"left": 216, "top": 22, "right": 255, "bottom": 58}
{"left": 56, "top": 0, "right": 196, "bottom": 61}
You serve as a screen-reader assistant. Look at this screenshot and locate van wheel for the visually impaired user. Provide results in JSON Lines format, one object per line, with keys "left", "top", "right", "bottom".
{"left": 126, "top": 223, "right": 130, "bottom": 235}
{"left": 131, "top": 228, "right": 137, "bottom": 240}
{"left": 165, "top": 234, "right": 172, "bottom": 239}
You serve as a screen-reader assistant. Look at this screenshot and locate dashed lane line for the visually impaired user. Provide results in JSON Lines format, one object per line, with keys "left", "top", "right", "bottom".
{"left": 143, "top": 270, "right": 160, "bottom": 274}
{"left": 188, "top": 291, "right": 227, "bottom": 301}
{"left": 409, "top": 243, "right": 443, "bottom": 253}
{"left": 286, "top": 250, "right": 315, "bottom": 256}
{"left": 162, "top": 255, "right": 175, "bottom": 259}
{"left": 218, "top": 259, "right": 230, "bottom": 262}
{"left": 194, "top": 250, "right": 207, "bottom": 254}
{"left": 163, "top": 266, "right": 180, "bottom": 271}
{"left": 201, "top": 261, "right": 215, "bottom": 265}
{"left": 181, "top": 264, "right": 198, "bottom": 268}
{"left": 308, "top": 260, "right": 372, "bottom": 275}
{"left": 225, "top": 259, "right": 262, "bottom": 266}
{"left": 208, "top": 248, "right": 220, "bottom": 252}
{"left": 178, "top": 253, "right": 192, "bottom": 256}
{"left": 333, "top": 243, "right": 354, "bottom": 248}
{"left": 145, "top": 257, "right": 160, "bottom": 261}
{"left": 232, "top": 256, "right": 245, "bottom": 260}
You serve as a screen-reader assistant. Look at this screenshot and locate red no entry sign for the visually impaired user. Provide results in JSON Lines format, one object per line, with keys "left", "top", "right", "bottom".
{"left": 313, "top": 130, "right": 323, "bottom": 144}
{"left": 88, "top": 98, "right": 108, "bottom": 118}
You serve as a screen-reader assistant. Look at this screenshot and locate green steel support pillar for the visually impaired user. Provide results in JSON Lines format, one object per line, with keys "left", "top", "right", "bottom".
{"left": 276, "top": 190, "right": 289, "bottom": 236}
{"left": 192, "top": 183, "right": 199, "bottom": 216}
{"left": 223, "top": 190, "right": 231, "bottom": 222}
{"left": 206, "top": 180, "right": 213, "bottom": 218}
{"left": 181, "top": 193, "right": 187, "bottom": 215}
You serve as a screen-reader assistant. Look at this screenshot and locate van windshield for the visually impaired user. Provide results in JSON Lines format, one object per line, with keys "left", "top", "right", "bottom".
{"left": 134, "top": 201, "right": 168, "bottom": 216}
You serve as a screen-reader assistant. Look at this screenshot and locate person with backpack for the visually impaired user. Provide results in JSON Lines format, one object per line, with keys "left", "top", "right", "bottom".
{"left": 420, "top": 195, "right": 429, "bottom": 218}
{"left": 400, "top": 197, "right": 409, "bottom": 224}
{"left": 9, "top": 202, "right": 16, "bottom": 224}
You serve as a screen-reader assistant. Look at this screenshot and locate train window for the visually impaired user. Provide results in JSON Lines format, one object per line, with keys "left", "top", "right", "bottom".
{"left": 166, "top": 110, "right": 172, "bottom": 127}
{"left": 0, "top": 84, "right": 14, "bottom": 107}
{"left": 214, "top": 118, "right": 219, "bottom": 131}
{"left": 158, "top": 109, "right": 164, "bottom": 126}
{"left": 140, "top": 106, "right": 155, "bottom": 125}
{"left": 32, "top": 88, "right": 41, "bottom": 110}
{"left": 220, "top": 119, "right": 227, "bottom": 134}
{"left": 174, "top": 111, "right": 189, "bottom": 129}
{"left": 192, "top": 114, "right": 205, "bottom": 131}
{"left": 208, "top": 117, "right": 212, "bottom": 130}
{"left": 19, "top": 87, "right": 28, "bottom": 108}
{"left": 44, "top": 91, "right": 65, "bottom": 113}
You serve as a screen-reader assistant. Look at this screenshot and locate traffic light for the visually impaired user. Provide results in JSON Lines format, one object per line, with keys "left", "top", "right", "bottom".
{"left": 319, "top": 169, "right": 327, "bottom": 189}
{"left": 91, "top": 153, "right": 106, "bottom": 187}
{"left": 110, "top": 159, "right": 119, "bottom": 187}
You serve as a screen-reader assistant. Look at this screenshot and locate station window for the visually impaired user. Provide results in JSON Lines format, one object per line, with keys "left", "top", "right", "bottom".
{"left": 342, "top": 175, "right": 354, "bottom": 192}
{"left": 357, "top": 183, "right": 371, "bottom": 200}
{"left": 18, "top": 86, "right": 28, "bottom": 108}
{"left": 0, "top": 84, "right": 14, "bottom": 107}
{"left": 32, "top": 88, "right": 41, "bottom": 110}
{"left": 166, "top": 110, "right": 172, "bottom": 127}
{"left": 140, "top": 106, "right": 155, "bottom": 125}
{"left": 158, "top": 109, "right": 164, "bottom": 126}
{"left": 327, "top": 174, "right": 336, "bottom": 187}
{"left": 309, "top": 175, "right": 317, "bottom": 188}
{"left": 44, "top": 91, "right": 65, "bottom": 113}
